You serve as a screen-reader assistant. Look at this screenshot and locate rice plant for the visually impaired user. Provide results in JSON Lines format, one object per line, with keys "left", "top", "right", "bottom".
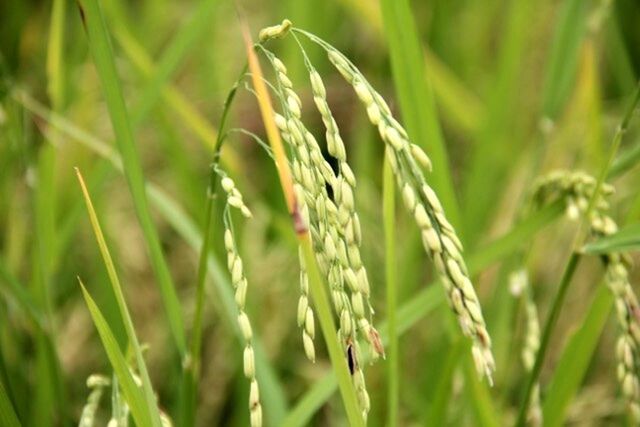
{"left": 2, "top": 0, "right": 640, "bottom": 425}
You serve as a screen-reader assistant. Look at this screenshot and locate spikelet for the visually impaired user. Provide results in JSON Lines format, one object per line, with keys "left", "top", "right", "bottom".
{"left": 293, "top": 28, "right": 494, "bottom": 382}
{"left": 267, "top": 48, "right": 356, "bottom": 357}
{"left": 220, "top": 172, "right": 262, "bottom": 427}
{"left": 509, "top": 270, "right": 542, "bottom": 426}
{"left": 298, "top": 245, "right": 316, "bottom": 362}
{"left": 258, "top": 19, "right": 292, "bottom": 42}
{"left": 301, "top": 47, "right": 383, "bottom": 360}
{"left": 78, "top": 374, "right": 110, "bottom": 427}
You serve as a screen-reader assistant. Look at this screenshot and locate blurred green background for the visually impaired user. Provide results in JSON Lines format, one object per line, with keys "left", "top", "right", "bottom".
{"left": 1, "top": 0, "right": 640, "bottom": 425}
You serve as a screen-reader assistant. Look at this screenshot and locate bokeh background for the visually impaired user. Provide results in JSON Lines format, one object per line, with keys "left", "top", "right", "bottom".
{"left": 2, "top": 0, "right": 640, "bottom": 425}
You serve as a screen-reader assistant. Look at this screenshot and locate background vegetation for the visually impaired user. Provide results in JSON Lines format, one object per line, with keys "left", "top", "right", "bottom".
{"left": 1, "top": 0, "right": 640, "bottom": 425}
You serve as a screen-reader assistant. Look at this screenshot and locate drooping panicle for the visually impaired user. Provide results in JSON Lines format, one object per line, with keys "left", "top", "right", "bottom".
{"left": 293, "top": 28, "right": 495, "bottom": 382}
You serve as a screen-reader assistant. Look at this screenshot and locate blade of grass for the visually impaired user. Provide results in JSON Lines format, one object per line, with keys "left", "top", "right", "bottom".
{"left": 243, "top": 20, "right": 364, "bottom": 426}
{"left": 540, "top": 0, "right": 591, "bottom": 120}
{"left": 0, "top": 258, "right": 45, "bottom": 330}
{"left": 339, "top": 0, "right": 483, "bottom": 134}
{"left": 76, "top": 168, "right": 163, "bottom": 427}
{"left": 78, "top": 281, "right": 157, "bottom": 427}
{"left": 383, "top": 156, "right": 398, "bottom": 426}
{"left": 379, "top": 0, "right": 460, "bottom": 229}
{"left": 0, "top": 377, "right": 20, "bottom": 427}
{"left": 32, "top": 145, "right": 65, "bottom": 427}
{"left": 462, "top": 0, "right": 535, "bottom": 245}
{"left": 129, "top": 0, "right": 219, "bottom": 127}
{"left": 583, "top": 223, "right": 640, "bottom": 254}
{"left": 542, "top": 285, "right": 614, "bottom": 427}
{"left": 46, "top": 0, "right": 65, "bottom": 108}
{"left": 77, "top": 0, "right": 186, "bottom": 354}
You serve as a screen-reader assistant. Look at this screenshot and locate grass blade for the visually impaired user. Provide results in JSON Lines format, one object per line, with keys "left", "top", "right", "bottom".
{"left": 383, "top": 156, "right": 398, "bottom": 426}
{"left": 339, "top": 0, "right": 484, "bottom": 134}
{"left": 0, "top": 378, "right": 20, "bottom": 427}
{"left": 542, "top": 285, "right": 614, "bottom": 427}
{"left": 0, "top": 259, "right": 45, "bottom": 329}
{"left": 540, "top": 0, "right": 590, "bottom": 120}
{"left": 76, "top": 168, "right": 163, "bottom": 427}
{"left": 582, "top": 223, "right": 640, "bottom": 254}
{"left": 379, "top": 0, "right": 460, "bottom": 228}
{"left": 78, "top": 282, "right": 155, "bottom": 427}
{"left": 77, "top": 0, "right": 186, "bottom": 353}
{"left": 129, "top": 0, "right": 219, "bottom": 127}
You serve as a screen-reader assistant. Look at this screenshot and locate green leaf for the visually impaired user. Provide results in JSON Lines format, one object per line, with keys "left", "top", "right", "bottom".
{"left": 542, "top": 285, "right": 613, "bottom": 427}
{"left": 583, "top": 223, "right": 640, "bottom": 254}
{"left": 0, "top": 378, "right": 20, "bottom": 427}
{"left": 79, "top": 282, "right": 156, "bottom": 427}
{"left": 379, "top": 0, "right": 460, "bottom": 229}
{"left": 129, "top": 0, "right": 219, "bottom": 127}
{"left": 77, "top": 0, "right": 186, "bottom": 353}
{"left": 383, "top": 158, "right": 399, "bottom": 426}
{"left": 540, "top": 0, "right": 591, "bottom": 119}
{"left": 76, "top": 169, "right": 163, "bottom": 427}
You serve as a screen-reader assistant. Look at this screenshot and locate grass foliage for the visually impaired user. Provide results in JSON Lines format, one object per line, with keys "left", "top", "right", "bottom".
{"left": 1, "top": 0, "right": 640, "bottom": 425}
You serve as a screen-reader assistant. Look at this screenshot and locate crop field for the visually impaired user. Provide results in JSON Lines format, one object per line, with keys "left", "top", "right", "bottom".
{"left": 1, "top": 0, "right": 640, "bottom": 426}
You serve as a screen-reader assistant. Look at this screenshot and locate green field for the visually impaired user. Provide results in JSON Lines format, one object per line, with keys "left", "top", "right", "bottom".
{"left": 1, "top": 0, "right": 640, "bottom": 425}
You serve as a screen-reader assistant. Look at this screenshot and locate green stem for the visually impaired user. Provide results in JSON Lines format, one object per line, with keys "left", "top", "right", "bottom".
{"left": 183, "top": 66, "right": 247, "bottom": 426}
{"left": 515, "top": 252, "right": 581, "bottom": 427}
{"left": 299, "top": 237, "right": 365, "bottom": 427}
{"left": 383, "top": 157, "right": 399, "bottom": 426}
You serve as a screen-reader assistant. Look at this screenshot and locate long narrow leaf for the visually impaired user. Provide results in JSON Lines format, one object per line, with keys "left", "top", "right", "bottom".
{"left": 0, "top": 378, "right": 20, "bottom": 427}
{"left": 76, "top": 169, "right": 163, "bottom": 427}
{"left": 583, "top": 223, "right": 640, "bottom": 254}
{"left": 79, "top": 283, "right": 154, "bottom": 427}
{"left": 379, "top": 0, "right": 460, "bottom": 228}
{"left": 542, "top": 285, "right": 614, "bottom": 427}
{"left": 77, "top": 0, "right": 186, "bottom": 353}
